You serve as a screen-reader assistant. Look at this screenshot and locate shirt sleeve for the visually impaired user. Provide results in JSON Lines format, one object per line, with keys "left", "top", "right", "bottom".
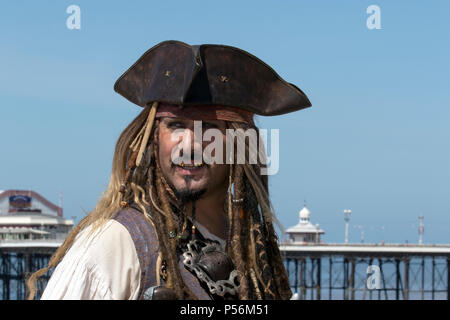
{"left": 41, "top": 219, "right": 141, "bottom": 300}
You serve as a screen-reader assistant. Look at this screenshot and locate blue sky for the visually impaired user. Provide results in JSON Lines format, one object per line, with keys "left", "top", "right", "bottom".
{"left": 1, "top": 0, "right": 449, "bottom": 244}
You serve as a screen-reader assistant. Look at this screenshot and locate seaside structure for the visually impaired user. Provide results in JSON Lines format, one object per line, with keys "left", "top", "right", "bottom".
{"left": 281, "top": 205, "right": 450, "bottom": 300}
{"left": 285, "top": 204, "right": 324, "bottom": 244}
{"left": 0, "top": 189, "right": 74, "bottom": 299}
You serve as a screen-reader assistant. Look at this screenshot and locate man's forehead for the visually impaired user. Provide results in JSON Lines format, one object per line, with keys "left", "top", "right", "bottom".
{"left": 155, "top": 103, "right": 254, "bottom": 125}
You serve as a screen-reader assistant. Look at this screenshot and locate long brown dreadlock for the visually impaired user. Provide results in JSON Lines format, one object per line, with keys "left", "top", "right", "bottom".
{"left": 26, "top": 103, "right": 292, "bottom": 300}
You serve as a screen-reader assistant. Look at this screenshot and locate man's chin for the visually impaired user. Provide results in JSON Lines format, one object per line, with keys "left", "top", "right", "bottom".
{"left": 167, "top": 175, "right": 208, "bottom": 203}
{"left": 173, "top": 187, "right": 206, "bottom": 205}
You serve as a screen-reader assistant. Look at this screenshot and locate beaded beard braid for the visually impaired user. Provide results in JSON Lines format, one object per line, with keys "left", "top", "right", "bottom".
{"left": 26, "top": 103, "right": 292, "bottom": 300}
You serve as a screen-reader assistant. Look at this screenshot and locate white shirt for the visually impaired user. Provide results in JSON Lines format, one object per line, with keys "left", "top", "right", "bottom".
{"left": 41, "top": 219, "right": 225, "bottom": 300}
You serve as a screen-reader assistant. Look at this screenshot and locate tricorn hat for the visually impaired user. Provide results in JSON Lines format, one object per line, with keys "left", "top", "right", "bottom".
{"left": 114, "top": 40, "right": 311, "bottom": 116}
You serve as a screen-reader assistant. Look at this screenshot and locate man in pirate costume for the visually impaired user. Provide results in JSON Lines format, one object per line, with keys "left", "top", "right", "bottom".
{"left": 27, "top": 40, "right": 311, "bottom": 300}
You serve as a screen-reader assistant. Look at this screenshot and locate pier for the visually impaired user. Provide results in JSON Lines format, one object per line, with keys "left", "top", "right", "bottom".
{"left": 281, "top": 204, "right": 450, "bottom": 300}
{"left": 280, "top": 243, "right": 450, "bottom": 300}
{"left": 0, "top": 241, "right": 59, "bottom": 299}
{"left": 0, "top": 190, "right": 73, "bottom": 300}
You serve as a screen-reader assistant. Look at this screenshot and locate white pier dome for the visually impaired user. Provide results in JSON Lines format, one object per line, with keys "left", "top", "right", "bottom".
{"left": 299, "top": 206, "right": 311, "bottom": 221}
{"left": 286, "top": 204, "right": 324, "bottom": 244}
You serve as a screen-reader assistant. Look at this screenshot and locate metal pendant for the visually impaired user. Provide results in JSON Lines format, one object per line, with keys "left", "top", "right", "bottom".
{"left": 182, "top": 239, "right": 239, "bottom": 297}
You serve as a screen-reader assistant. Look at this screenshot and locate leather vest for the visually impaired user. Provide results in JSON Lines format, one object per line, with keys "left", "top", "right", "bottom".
{"left": 113, "top": 207, "right": 212, "bottom": 300}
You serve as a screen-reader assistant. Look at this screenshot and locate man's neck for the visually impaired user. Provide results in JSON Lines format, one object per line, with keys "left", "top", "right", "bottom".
{"left": 184, "top": 188, "right": 228, "bottom": 240}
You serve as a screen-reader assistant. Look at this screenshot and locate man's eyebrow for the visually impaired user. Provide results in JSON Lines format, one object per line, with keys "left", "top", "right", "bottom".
{"left": 163, "top": 118, "right": 187, "bottom": 123}
{"left": 203, "top": 120, "right": 218, "bottom": 125}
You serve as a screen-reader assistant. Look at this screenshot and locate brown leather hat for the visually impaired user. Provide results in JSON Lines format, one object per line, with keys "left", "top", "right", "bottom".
{"left": 114, "top": 40, "right": 311, "bottom": 116}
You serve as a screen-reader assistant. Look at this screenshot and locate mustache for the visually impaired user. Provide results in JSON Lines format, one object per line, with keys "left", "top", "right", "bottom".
{"left": 170, "top": 141, "right": 215, "bottom": 166}
{"left": 171, "top": 152, "right": 212, "bottom": 167}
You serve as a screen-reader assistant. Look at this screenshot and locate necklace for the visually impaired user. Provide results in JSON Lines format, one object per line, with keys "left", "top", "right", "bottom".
{"left": 181, "top": 237, "right": 239, "bottom": 297}
{"left": 178, "top": 198, "right": 238, "bottom": 298}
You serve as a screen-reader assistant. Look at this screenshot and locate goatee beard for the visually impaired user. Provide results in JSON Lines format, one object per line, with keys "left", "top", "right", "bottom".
{"left": 172, "top": 176, "right": 206, "bottom": 206}
{"left": 174, "top": 188, "right": 206, "bottom": 206}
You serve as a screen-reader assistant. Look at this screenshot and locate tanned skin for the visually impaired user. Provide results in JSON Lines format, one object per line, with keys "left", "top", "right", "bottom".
{"left": 158, "top": 117, "right": 229, "bottom": 239}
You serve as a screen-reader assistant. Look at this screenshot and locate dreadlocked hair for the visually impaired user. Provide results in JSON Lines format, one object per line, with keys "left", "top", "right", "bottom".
{"left": 225, "top": 121, "right": 292, "bottom": 300}
{"left": 26, "top": 103, "right": 292, "bottom": 300}
{"left": 26, "top": 103, "right": 154, "bottom": 299}
{"left": 146, "top": 124, "right": 198, "bottom": 299}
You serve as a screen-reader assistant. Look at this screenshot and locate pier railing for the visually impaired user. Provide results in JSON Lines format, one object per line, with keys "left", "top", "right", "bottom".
{"left": 280, "top": 243, "right": 450, "bottom": 300}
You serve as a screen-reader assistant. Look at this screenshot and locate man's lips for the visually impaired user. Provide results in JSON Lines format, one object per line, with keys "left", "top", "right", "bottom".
{"left": 174, "top": 162, "right": 207, "bottom": 175}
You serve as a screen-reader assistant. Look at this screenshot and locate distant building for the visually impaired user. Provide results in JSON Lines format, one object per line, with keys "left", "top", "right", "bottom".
{"left": 286, "top": 204, "right": 324, "bottom": 244}
{"left": 0, "top": 190, "right": 73, "bottom": 241}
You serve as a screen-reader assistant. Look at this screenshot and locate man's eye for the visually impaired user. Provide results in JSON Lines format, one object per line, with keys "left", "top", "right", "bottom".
{"left": 168, "top": 122, "right": 184, "bottom": 129}
{"left": 203, "top": 122, "right": 218, "bottom": 129}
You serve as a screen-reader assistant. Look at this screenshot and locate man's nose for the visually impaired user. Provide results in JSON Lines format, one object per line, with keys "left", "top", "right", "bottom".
{"left": 180, "top": 128, "right": 203, "bottom": 157}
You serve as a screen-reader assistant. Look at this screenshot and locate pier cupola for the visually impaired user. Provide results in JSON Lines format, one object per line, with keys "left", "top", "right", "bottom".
{"left": 286, "top": 203, "right": 324, "bottom": 244}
